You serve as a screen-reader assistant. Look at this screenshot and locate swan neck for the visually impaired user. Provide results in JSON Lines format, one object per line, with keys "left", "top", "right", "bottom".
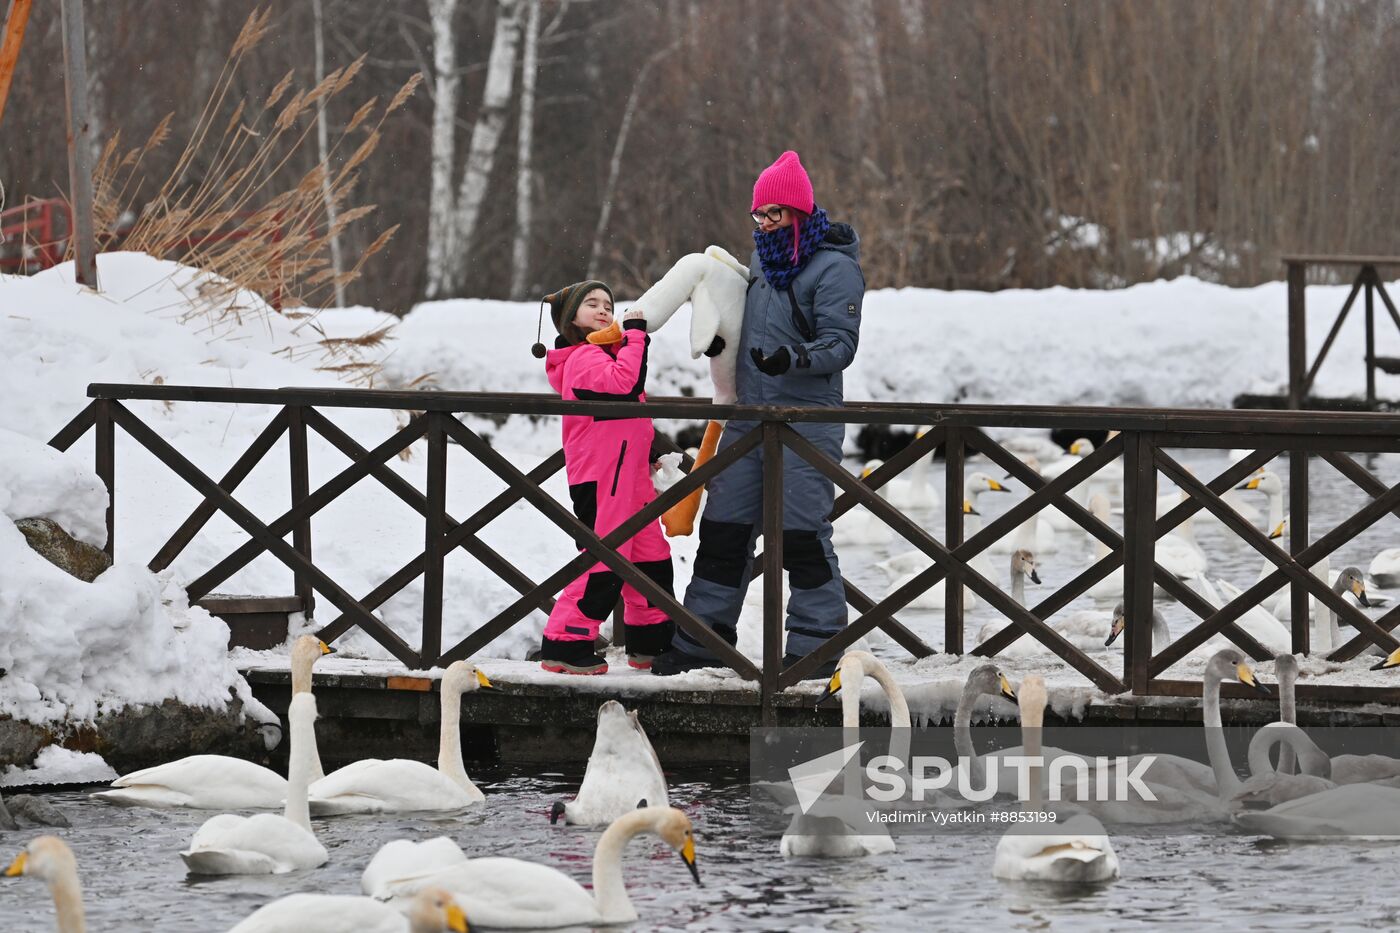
{"left": 1203, "top": 669, "right": 1239, "bottom": 798}
{"left": 437, "top": 681, "right": 470, "bottom": 788}
{"left": 49, "top": 871, "right": 86, "bottom": 933}
{"left": 1023, "top": 708, "right": 1045, "bottom": 811}
{"left": 1313, "top": 557, "right": 1335, "bottom": 653}
{"left": 954, "top": 680, "right": 985, "bottom": 785}
{"left": 840, "top": 664, "right": 863, "bottom": 729}
{"left": 592, "top": 811, "right": 647, "bottom": 923}
{"left": 868, "top": 663, "right": 912, "bottom": 729}
{"left": 1011, "top": 571, "right": 1025, "bottom": 607}
{"left": 1151, "top": 613, "right": 1170, "bottom": 655}
{"left": 284, "top": 704, "right": 315, "bottom": 832}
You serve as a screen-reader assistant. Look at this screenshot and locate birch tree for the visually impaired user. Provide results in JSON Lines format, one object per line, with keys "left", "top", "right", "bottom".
{"left": 424, "top": 0, "right": 460, "bottom": 298}
{"left": 509, "top": 0, "right": 540, "bottom": 300}
{"left": 441, "top": 0, "right": 522, "bottom": 294}
{"left": 312, "top": 0, "right": 346, "bottom": 307}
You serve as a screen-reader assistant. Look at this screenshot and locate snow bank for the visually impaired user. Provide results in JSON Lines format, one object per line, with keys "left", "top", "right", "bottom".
{"left": 1, "top": 747, "right": 117, "bottom": 787}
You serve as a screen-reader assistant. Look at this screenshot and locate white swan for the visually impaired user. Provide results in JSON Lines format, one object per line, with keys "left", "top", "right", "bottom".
{"left": 1370, "top": 547, "right": 1400, "bottom": 589}
{"left": 551, "top": 700, "right": 668, "bottom": 826}
{"left": 93, "top": 635, "right": 332, "bottom": 809}
{"left": 377, "top": 807, "right": 700, "bottom": 928}
{"left": 991, "top": 674, "right": 1120, "bottom": 883}
{"left": 880, "top": 427, "right": 940, "bottom": 512}
{"left": 1085, "top": 493, "right": 1125, "bottom": 603}
{"left": 978, "top": 550, "right": 1097, "bottom": 658}
{"left": 230, "top": 887, "right": 468, "bottom": 933}
{"left": 831, "top": 461, "right": 891, "bottom": 547}
{"left": 308, "top": 661, "right": 491, "bottom": 814}
{"left": 181, "top": 692, "right": 327, "bottom": 875}
{"left": 1104, "top": 601, "right": 1172, "bottom": 655}
{"left": 779, "top": 650, "right": 909, "bottom": 857}
{"left": 1229, "top": 723, "right": 1336, "bottom": 808}
{"left": 363, "top": 838, "right": 469, "bottom": 899}
{"left": 5, "top": 836, "right": 85, "bottom": 933}
{"left": 1233, "top": 782, "right": 1400, "bottom": 840}
{"left": 1194, "top": 574, "right": 1293, "bottom": 656}
{"left": 1155, "top": 492, "right": 1208, "bottom": 579}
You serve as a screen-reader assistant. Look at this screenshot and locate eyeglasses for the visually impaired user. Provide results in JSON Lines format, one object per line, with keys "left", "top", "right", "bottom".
{"left": 750, "top": 206, "right": 786, "bottom": 225}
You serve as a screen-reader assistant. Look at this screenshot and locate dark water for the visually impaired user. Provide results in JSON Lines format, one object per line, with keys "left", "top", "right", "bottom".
{"left": 5, "top": 767, "right": 1400, "bottom": 931}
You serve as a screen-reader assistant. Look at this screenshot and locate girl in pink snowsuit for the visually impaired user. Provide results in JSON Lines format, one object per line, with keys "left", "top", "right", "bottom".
{"left": 534, "top": 280, "right": 675, "bottom": 674}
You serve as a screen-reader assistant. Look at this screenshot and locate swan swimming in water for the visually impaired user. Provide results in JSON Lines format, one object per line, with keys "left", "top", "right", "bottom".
{"left": 371, "top": 807, "right": 701, "bottom": 928}
{"left": 180, "top": 691, "right": 327, "bottom": 875}
{"left": 550, "top": 700, "right": 668, "bottom": 826}
{"left": 93, "top": 636, "right": 333, "bottom": 809}
{"left": 308, "top": 661, "right": 492, "bottom": 814}
{"left": 5, "top": 836, "right": 85, "bottom": 933}
{"left": 991, "top": 674, "right": 1120, "bottom": 883}
{"left": 778, "top": 650, "right": 910, "bottom": 857}
{"left": 229, "top": 887, "right": 469, "bottom": 933}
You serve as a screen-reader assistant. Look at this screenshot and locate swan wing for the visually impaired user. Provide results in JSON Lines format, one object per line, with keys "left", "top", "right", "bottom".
{"left": 1233, "top": 783, "right": 1400, "bottom": 839}
{"left": 96, "top": 755, "right": 286, "bottom": 809}
{"left": 1329, "top": 754, "right": 1400, "bottom": 785}
{"left": 992, "top": 813, "right": 1120, "bottom": 881}
{"left": 230, "top": 895, "right": 408, "bottom": 933}
{"left": 309, "top": 759, "right": 479, "bottom": 814}
{"left": 181, "top": 812, "right": 326, "bottom": 875}
{"left": 362, "top": 836, "right": 469, "bottom": 897}
{"left": 388, "top": 858, "right": 599, "bottom": 929}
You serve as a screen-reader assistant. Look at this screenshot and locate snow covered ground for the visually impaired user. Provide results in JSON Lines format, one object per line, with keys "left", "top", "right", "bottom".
{"left": 3, "top": 252, "right": 1399, "bottom": 731}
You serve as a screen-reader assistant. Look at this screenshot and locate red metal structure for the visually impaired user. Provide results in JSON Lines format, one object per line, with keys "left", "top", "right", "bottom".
{"left": 0, "top": 197, "right": 71, "bottom": 274}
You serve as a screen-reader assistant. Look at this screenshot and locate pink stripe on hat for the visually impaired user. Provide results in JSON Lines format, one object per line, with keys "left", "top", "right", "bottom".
{"left": 751, "top": 150, "right": 814, "bottom": 215}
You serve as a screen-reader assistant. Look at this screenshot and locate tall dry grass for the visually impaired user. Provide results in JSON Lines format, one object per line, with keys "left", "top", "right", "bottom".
{"left": 91, "top": 7, "right": 421, "bottom": 386}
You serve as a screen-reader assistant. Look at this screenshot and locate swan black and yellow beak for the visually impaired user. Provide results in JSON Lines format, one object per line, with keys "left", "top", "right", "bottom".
{"left": 1351, "top": 578, "right": 1372, "bottom": 608}
{"left": 1371, "top": 648, "right": 1400, "bottom": 671}
{"left": 1105, "top": 612, "right": 1126, "bottom": 647}
{"left": 3, "top": 852, "right": 25, "bottom": 876}
{"left": 1238, "top": 477, "right": 1263, "bottom": 491}
{"left": 963, "top": 500, "right": 980, "bottom": 516}
{"left": 1029, "top": 568, "right": 1043, "bottom": 585}
{"left": 319, "top": 640, "right": 336, "bottom": 655}
{"left": 446, "top": 900, "right": 469, "bottom": 933}
{"left": 680, "top": 835, "right": 700, "bottom": 884}
{"left": 987, "top": 479, "right": 1010, "bottom": 493}
{"left": 476, "top": 670, "right": 495, "bottom": 690}
{"left": 1069, "top": 441, "right": 1084, "bottom": 455}
{"left": 817, "top": 670, "right": 843, "bottom": 707}
{"left": 1268, "top": 521, "right": 1285, "bottom": 540}
{"left": 999, "top": 673, "right": 1017, "bottom": 703}
{"left": 1236, "top": 663, "right": 1271, "bottom": 697}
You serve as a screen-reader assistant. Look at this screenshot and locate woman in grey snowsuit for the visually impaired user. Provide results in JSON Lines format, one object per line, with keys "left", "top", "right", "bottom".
{"left": 652, "top": 150, "right": 863, "bottom": 679}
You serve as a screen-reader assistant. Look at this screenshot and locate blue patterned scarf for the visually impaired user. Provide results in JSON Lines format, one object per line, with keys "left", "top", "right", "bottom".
{"left": 753, "top": 206, "right": 830, "bottom": 290}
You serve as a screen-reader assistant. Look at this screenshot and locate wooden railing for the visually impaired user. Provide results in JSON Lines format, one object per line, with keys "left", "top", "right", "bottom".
{"left": 47, "top": 384, "right": 1400, "bottom": 720}
{"left": 1284, "top": 255, "right": 1400, "bottom": 409}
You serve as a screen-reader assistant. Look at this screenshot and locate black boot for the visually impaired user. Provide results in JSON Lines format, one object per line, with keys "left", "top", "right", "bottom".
{"left": 650, "top": 648, "right": 727, "bottom": 676}
{"left": 623, "top": 619, "right": 676, "bottom": 670}
{"left": 540, "top": 637, "right": 608, "bottom": 675}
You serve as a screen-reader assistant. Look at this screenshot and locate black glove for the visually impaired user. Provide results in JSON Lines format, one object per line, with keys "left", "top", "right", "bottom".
{"left": 750, "top": 346, "right": 791, "bottom": 376}
{"left": 622, "top": 318, "right": 648, "bottom": 332}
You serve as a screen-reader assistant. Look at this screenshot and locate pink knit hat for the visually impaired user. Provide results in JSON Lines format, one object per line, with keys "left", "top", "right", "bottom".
{"left": 752, "top": 151, "right": 815, "bottom": 263}
{"left": 751, "top": 150, "right": 814, "bottom": 214}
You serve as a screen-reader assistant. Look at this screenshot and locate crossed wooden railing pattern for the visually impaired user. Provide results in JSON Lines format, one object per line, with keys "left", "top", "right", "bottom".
{"left": 47, "top": 384, "right": 1400, "bottom": 718}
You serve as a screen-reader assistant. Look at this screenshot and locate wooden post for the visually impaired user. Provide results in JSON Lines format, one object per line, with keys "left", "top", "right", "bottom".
{"left": 422, "top": 412, "right": 448, "bottom": 665}
{"left": 1289, "top": 450, "right": 1310, "bottom": 655}
{"left": 1121, "top": 432, "right": 1156, "bottom": 694}
{"left": 760, "top": 421, "right": 784, "bottom": 726}
{"left": 59, "top": 0, "right": 98, "bottom": 288}
{"left": 1364, "top": 266, "right": 1377, "bottom": 409}
{"left": 943, "top": 426, "right": 964, "bottom": 654}
{"left": 287, "top": 406, "right": 315, "bottom": 619}
{"left": 0, "top": 0, "right": 34, "bottom": 128}
{"left": 1286, "top": 261, "right": 1306, "bottom": 409}
{"left": 94, "top": 397, "right": 114, "bottom": 559}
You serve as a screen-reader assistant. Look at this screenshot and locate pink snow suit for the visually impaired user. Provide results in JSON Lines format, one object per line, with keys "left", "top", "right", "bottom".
{"left": 541, "top": 324, "right": 672, "bottom": 642}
